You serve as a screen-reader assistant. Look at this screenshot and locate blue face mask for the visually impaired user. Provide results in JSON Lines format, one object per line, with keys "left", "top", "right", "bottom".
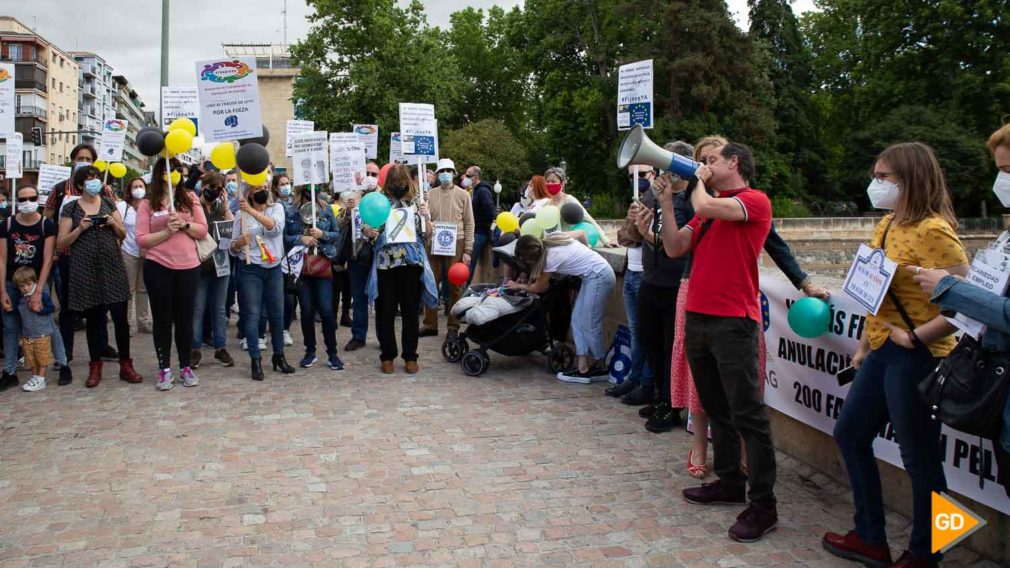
{"left": 438, "top": 173, "right": 453, "bottom": 186}
{"left": 279, "top": 185, "right": 292, "bottom": 197}
{"left": 73, "top": 161, "right": 92, "bottom": 172}
{"left": 0, "top": 202, "right": 8, "bottom": 210}
{"left": 226, "top": 181, "right": 238, "bottom": 195}
{"left": 195, "top": 180, "right": 203, "bottom": 192}
{"left": 84, "top": 179, "right": 103, "bottom": 195}
{"left": 638, "top": 177, "right": 651, "bottom": 192}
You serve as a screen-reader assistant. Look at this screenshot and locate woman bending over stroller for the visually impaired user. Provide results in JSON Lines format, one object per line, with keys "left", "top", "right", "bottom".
{"left": 506, "top": 232, "right": 616, "bottom": 384}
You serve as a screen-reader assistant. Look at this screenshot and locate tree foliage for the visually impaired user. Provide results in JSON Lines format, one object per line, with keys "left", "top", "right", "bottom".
{"left": 291, "top": 0, "right": 1010, "bottom": 217}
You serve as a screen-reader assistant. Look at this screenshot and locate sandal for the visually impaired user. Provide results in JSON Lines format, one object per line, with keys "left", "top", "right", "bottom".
{"left": 687, "top": 449, "right": 707, "bottom": 479}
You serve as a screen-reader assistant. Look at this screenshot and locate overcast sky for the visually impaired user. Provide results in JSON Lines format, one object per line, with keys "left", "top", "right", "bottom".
{"left": 8, "top": 0, "right": 816, "bottom": 115}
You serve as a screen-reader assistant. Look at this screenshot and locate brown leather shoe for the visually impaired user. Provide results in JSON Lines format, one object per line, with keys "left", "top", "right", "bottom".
{"left": 822, "top": 530, "right": 892, "bottom": 567}
{"left": 380, "top": 361, "right": 395, "bottom": 374}
{"left": 85, "top": 361, "right": 103, "bottom": 388}
{"left": 118, "top": 358, "right": 144, "bottom": 383}
{"left": 404, "top": 360, "right": 419, "bottom": 374}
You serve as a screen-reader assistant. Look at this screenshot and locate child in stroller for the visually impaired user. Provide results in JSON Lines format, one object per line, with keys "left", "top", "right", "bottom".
{"left": 442, "top": 235, "right": 576, "bottom": 376}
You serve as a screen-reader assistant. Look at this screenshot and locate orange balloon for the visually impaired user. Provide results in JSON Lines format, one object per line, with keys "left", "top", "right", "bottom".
{"left": 377, "top": 163, "right": 394, "bottom": 189}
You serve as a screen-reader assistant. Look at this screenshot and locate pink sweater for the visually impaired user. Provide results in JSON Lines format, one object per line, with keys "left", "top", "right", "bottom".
{"left": 135, "top": 193, "right": 209, "bottom": 270}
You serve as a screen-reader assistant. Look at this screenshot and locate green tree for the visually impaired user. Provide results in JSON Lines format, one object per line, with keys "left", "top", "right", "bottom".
{"left": 291, "top": 0, "right": 461, "bottom": 161}
{"left": 441, "top": 119, "right": 530, "bottom": 202}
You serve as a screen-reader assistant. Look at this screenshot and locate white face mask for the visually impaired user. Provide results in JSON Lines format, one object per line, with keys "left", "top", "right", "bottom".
{"left": 365, "top": 176, "right": 378, "bottom": 190}
{"left": 520, "top": 188, "right": 532, "bottom": 208}
{"left": 461, "top": 177, "right": 473, "bottom": 189}
{"left": 992, "top": 171, "right": 1010, "bottom": 208}
{"left": 867, "top": 178, "right": 900, "bottom": 210}
{"left": 131, "top": 188, "right": 146, "bottom": 200}
{"left": 17, "top": 200, "right": 39, "bottom": 215}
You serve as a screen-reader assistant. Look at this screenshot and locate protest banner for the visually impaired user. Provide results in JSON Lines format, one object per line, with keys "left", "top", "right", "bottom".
{"left": 38, "top": 164, "right": 71, "bottom": 206}
{"left": 0, "top": 63, "right": 14, "bottom": 135}
{"left": 617, "top": 59, "right": 654, "bottom": 130}
{"left": 195, "top": 57, "right": 263, "bottom": 143}
{"left": 760, "top": 275, "right": 1010, "bottom": 515}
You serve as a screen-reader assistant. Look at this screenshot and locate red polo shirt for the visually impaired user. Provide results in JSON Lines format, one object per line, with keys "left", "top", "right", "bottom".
{"left": 685, "top": 187, "right": 772, "bottom": 323}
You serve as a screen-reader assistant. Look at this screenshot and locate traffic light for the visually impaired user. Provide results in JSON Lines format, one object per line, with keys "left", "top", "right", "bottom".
{"left": 31, "top": 127, "right": 42, "bottom": 146}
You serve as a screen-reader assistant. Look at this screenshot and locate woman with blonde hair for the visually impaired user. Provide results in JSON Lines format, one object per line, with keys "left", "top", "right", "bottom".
{"left": 823, "top": 142, "right": 968, "bottom": 568}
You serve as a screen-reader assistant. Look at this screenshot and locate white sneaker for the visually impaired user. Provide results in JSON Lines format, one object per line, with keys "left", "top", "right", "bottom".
{"left": 283, "top": 331, "right": 294, "bottom": 346}
{"left": 22, "top": 375, "right": 46, "bottom": 392}
{"left": 258, "top": 337, "right": 267, "bottom": 351}
{"left": 156, "top": 369, "right": 174, "bottom": 391}
{"left": 180, "top": 367, "right": 199, "bottom": 387}
{"left": 240, "top": 338, "right": 249, "bottom": 351}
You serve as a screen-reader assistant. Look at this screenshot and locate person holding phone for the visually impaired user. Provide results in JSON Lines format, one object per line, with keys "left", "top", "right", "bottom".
{"left": 823, "top": 143, "right": 969, "bottom": 568}
{"left": 56, "top": 165, "right": 141, "bottom": 388}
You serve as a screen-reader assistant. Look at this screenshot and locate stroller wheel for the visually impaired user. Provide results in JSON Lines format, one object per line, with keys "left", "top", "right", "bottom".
{"left": 548, "top": 343, "right": 576, "bottom": 374}
{"left": 461, "top": 350, "right": 489, "bottom": 377}
{"left": 441, "top": 338, "right": 467, "bottom": 363}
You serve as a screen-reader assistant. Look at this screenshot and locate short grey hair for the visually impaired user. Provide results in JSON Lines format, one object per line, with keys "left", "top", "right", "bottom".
{"left": 544, "top": 166, "right": 567, "bottom": 183}
{"left": 471, "top": 166, "right": 482, "bottom": 178}
{"left": 664, "top": 141, "right": 694, "bottom": 159}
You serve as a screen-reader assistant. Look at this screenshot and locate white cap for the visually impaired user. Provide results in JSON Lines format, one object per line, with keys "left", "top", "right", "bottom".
{"left": 436, "top": 158, "right": 456, "bottom": 173}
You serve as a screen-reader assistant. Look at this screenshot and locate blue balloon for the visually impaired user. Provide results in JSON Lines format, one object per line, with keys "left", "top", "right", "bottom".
{"left": 360, "top": 191, "right": 392, "bottom": 228}
{"left": 787, "top": 297, "right": 831, "bottom": 338}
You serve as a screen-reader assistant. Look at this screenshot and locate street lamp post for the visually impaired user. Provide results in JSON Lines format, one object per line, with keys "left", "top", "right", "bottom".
{"left": 493, "top": 179, "right": 502, "bottom": 212}
{"left": 160, "top": 0, "right": 169, "bottom": 122}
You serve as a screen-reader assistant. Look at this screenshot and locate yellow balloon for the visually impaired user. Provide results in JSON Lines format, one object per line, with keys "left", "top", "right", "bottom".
{"left": 108, "top": 163, "right": 127, "bottom": 178}
{"left": 242, "top": 169, "right": 268, "bottom": 186}
{"left": 168, "top": 117, "right": 197, "bottom": 137}
{"left": 496, "top": 211, "right": 520, "bottom": 234}
{"left": 164, "top": 129, "right": 194, "bottom": 155}
{"left": 210, "top": 142, "right": 236, "bottom": 170}
{"left": 93, "top": 160, "right": 107, "bottom": 172}
{"left": 170, "top": 170, "right": 181, "bottom": 185}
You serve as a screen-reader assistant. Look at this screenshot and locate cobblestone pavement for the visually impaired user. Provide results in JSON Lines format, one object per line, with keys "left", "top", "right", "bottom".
{"left": 0, "top": 317, "right": 997, "bottom": 567}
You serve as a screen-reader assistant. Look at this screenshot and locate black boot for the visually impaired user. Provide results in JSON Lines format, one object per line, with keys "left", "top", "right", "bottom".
{"left": 605, "top": 380, "right": 637, "bottom": 398}
{"left": 645, "top": 402, "right": 682, "bottom": 433}
{"left": 0, "top": 371, "right": 18, "bottom": 391}
{"left": 251, "top": 357, "right": 264, "bottom": 381}
{"left": 271, "top": 353, "right": 296, "bottom": 374}
{"left": 621, "top": 384, "right": 655, "bottom": 406}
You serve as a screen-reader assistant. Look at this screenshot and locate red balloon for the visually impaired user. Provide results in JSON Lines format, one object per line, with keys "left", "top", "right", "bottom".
{"left": 377, "top": 163, "right": 394, "bottom": 189}
{"left": 448, "top": 262, "right": 470, "bottom": 286}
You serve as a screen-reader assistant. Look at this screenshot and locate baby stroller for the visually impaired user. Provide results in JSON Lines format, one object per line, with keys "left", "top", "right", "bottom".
{"left": 441, "top": 239, "right": 575, "bottom": 377}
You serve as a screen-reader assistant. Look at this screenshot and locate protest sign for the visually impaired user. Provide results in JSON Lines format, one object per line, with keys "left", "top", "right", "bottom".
{"left": 617, "top": 59, "right": 654, "bottom": 130}
{"left": 842, "top": 244, "right": 898, "bottom": 315}
{"left": 291, "top": 131, "right": 329, "bottom": 186}
{"left": 399, "top": 103, "right": 437, "bottom": 157}
{"left": 4, "top": 132, "right": 22, "bottom": 179}
{"left": 353, "top": 124, "right": 379, "bottom": 160}
{"left": 38, "top": 164, "right": 71, "bottom": 205}
{"left": 161, "top": 87, "right": 200, "bottom": 132}
{"left": 329, "top": 133, "right": 365, "bottom": 193}
{"left": 286, "top": 119, "right": 314, "bottom": 158}
{"left": 389, "top": 132, "right": 405, "bottom": 164}
{"left": 0, "top": 63, "right": 14, "bottom": 135}
{"left": 195, "top": 57, "right": 263, "bottom": 143}
{"left": 98, "top": 119, "right": 129, "bottom": 162}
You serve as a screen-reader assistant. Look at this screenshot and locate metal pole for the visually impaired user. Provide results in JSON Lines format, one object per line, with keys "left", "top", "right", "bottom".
{"left": 159, "top": 0, "right": 170, "bottom": 123}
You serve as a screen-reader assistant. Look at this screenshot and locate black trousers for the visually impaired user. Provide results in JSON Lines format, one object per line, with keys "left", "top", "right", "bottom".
{"left": 637, "top": 281, "right": 680, "bottom": 401}
{"left": 57, "top": 256, "right": 108, "bottom": 358}
{"left": 376, "top": 265, "right": 421, "bottom": 362}
{"left": 332, "top": 270, "right": 351, "bottom": 317}
{"left": 143, "top": 260, "right": 200, "bottom": 370}
{"left": 84, "top": 302, "right": 128, "bottom": 363}
{"left": 685, "top": 312, "right": 776, "bottom": 508}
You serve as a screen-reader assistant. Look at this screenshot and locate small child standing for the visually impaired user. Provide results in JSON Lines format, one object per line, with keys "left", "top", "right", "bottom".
{"left": 13, "top": 267, "right": 57, "bottom": 392}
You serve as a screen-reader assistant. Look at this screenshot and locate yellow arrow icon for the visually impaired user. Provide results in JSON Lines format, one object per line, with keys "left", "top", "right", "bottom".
{"left": 931, "top": 492, "right": 986, "bottom": 554}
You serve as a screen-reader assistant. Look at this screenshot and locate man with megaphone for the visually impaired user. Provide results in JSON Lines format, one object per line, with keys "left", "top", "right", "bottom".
{"left": 651, "top": 142, "right": 778, "bottom": 543}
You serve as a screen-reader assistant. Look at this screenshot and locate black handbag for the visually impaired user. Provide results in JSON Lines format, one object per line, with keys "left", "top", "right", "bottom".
{"left": 918, "top": 333, "right": 1010, "bottom": 439}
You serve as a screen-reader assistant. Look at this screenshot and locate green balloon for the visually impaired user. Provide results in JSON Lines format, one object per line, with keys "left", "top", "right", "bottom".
{"left": 787, "top": 297, "right": 831, "bottom": 339}
{"left": 520, "top": 217, "right": 543, "bottom": 237}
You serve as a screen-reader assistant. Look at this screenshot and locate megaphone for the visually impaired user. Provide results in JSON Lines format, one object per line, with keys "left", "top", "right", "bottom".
{"left": 617, "top": 124, "right": 700, "bottom": 179}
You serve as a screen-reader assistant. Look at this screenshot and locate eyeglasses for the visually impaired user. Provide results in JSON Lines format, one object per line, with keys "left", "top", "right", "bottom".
{"left": 365, "top": 172, "right": 378, "bottom": 178}
{"left": 627, "top": 172, "right": 654, "bottom": 181}
{"left": 464, "top": 174, "right": 473, "bottom": 178}
{"left": 16, "top": 196, "right": 38, "bottom": 203}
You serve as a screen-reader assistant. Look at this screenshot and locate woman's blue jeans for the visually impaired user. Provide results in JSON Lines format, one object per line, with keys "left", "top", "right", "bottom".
{"left": 237, "top": 263, "right": 284, "bottom": 359}
{"left": 298, "top": 275, "right": 337, "bottom": 357}
{"left": 622, "top": 269, "right": 653, "bottom": 386}
{"left": 193, "top": 271, "right": 229, "bottom": 350}
{"left": 571, "top": 268, "right": 616, "bottom": 359}
{"left": 3, "top": 280, "right": 67, "bottom": 372}
{"left": 833, "top": 339, "right": 945, "bottom": 561}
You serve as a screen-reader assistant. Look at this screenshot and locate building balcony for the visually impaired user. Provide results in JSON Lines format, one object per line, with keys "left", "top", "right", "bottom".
{"left": 15, "top": 106, "right": 48, "bottom": 120}
{"left": 82, "top": 65, "right": 97, "bottom": 78}
{"left": 0, "top": 51, "right": 45, "bottom": 65}
{"left": 0, "top": 155, "right": 43, "bottom": 171}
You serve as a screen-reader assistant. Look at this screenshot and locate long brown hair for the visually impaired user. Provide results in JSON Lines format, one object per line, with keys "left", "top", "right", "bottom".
{"left": 149, "top": 157, "right": 193, "bottom": 213}
{"left": 874, "top": 142, "right": 957, "bottom": 228}
{"left": 694, "top": 135, "right": 728, "bottom": 162}
{"left": 123, "top": 176, "right": 147, "bottom": 208}
{"left": 381, "top": 164, "right": 416, "bottom": 202}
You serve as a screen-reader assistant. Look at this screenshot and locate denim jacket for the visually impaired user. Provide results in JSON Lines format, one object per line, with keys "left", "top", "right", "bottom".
{"left": 365, "top": 231, "right": 438, "bottom": 309}
{"left": 283, "top": 201, "right": 341, "bottom": 260}
{"left": 932, "top": 264, "right": 1010, "bottom": 453}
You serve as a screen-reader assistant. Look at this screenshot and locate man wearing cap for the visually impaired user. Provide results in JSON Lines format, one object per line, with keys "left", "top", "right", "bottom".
{"left": 419, "top": 159, "right": 474, "bottom": 338}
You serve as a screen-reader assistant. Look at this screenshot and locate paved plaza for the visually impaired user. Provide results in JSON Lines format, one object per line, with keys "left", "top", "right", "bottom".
{"left": 0, "top": 318, "right": 997, "bottom": 567}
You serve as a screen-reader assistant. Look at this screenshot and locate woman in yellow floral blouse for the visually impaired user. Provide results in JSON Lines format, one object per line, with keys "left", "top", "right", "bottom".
{"left": 823, "top": 142, "right": 969, "bottom": 568}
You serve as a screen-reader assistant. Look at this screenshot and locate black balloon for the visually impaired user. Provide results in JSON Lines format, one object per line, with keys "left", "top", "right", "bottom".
{"left": 561, "top": 202, "right": 584, "bottom": 225}
{"left": 136, "top": 130, "right": 165, "bottom": 156}
{"left": 236, "top": 143, "right": 270, "bottom": 173}
{"left": 496, "top": 231, "right": 517, "bottom": 247}
{"left": 519, "top": 212, "right": 536, "bottom": 226}
{"left": 240, "top": 125, "right": 270, "bottom": 146}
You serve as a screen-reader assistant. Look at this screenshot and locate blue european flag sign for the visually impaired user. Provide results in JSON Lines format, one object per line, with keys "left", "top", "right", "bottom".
{"left": 412, "top": 135, "right": 436, "bottom": 156}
